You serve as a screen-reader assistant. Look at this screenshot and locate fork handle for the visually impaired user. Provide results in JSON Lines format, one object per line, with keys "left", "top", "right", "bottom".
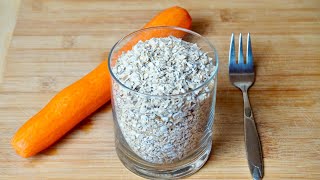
{"left": 242, "top": 90, "right": 264, "bottom": 180}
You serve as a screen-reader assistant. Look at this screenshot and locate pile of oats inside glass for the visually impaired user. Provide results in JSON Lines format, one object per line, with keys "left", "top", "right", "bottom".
{"left": 112, "top": 36, "right": 216, "bottom": 164}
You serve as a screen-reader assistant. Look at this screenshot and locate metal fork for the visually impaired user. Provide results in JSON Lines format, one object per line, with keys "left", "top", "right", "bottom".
{"left": 229, "top": 33, "right": 264, "bottom": 180}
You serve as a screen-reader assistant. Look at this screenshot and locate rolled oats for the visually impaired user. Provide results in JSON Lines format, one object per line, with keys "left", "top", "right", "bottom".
{"left": 112, "top": 36, "right": 216, "bottom": 164}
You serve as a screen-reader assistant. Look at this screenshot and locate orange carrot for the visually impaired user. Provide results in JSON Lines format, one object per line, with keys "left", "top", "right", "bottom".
{"left": 12, "top": 61, "right": 110, "bottom": 158}
{"left": 11, "top": 6, "right": 192, "bottom": 158}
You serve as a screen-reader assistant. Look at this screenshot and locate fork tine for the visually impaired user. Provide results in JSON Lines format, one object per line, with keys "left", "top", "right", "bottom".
{"left": 238, "top": 33, "right": 244, "bottom": 64}
{"left": 229, "top": 33, "right": 236, "bottom": 68}
{"left": 246, "top": 33, "right": 254, "bottom": 69}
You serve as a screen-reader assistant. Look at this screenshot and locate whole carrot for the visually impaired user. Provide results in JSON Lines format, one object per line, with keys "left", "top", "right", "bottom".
{"left": 11, "top": 6, "right": 192, "bottom": 158}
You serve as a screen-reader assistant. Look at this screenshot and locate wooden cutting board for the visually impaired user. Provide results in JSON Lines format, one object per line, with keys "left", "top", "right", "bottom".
{"left": 1, "top": 0, "right": 319, "bottom": 179}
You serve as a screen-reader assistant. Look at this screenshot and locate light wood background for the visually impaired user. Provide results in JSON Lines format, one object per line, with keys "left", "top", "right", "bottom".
{"left": 1, "top": 0, "right": 319, "bottom": 179}
{"left": 0, "top": 0, "right": 21, "bottom": 82}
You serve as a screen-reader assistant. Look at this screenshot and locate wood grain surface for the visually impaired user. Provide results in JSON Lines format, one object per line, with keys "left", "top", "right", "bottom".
{"left": 0, "top": 0, "right": 21, "bottom": 82}
{"left": 1, "top": 0, "right": 320, "bottom": 179}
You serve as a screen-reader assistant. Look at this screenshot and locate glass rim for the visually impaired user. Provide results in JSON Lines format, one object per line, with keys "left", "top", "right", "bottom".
{"left": 108, "top": 26, "right": 219, "bottom": 98}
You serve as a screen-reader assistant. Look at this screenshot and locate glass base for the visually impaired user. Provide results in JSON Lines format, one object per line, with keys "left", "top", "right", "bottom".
{"left": 116, "top": 137, "right": 212, "bottom": 179}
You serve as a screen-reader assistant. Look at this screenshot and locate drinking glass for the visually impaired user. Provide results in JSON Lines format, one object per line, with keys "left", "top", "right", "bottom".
{"left": 108, "top": 26, "right": 219, "bottom": 179}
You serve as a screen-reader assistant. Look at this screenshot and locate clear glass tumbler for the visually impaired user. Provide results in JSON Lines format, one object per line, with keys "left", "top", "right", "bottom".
{"left": 108, "top": 26, "right": 219, "bottom": 179}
